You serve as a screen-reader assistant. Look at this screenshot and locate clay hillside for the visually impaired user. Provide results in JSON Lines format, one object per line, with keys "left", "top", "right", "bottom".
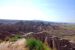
{"left": 0, "top": 19, "right": 75, "bottom": 40}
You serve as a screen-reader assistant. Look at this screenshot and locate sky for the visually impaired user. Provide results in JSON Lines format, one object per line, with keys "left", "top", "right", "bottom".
{"left": 0, "top": 0, "right": 75, "bottom": 23}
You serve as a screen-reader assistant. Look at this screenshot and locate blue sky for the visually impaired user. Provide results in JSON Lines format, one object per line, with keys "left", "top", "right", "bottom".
{"left": 0, "top": 0, "right": 75, "bottom": 23}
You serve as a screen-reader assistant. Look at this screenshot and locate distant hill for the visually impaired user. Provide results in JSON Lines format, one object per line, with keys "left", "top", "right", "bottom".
{"left": 0, "top": 19, "right": 67, "bottom": 25}
{"left": 0, "top": 19, "right": 75, "bottom": 41}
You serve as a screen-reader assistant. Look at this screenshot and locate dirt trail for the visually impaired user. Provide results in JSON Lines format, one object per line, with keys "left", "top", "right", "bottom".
{"left": 0, "top": 38, "right": 28, "bottom": 50}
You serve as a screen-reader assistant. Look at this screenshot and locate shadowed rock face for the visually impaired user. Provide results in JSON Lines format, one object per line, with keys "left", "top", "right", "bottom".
{"left": 25, "top": 32, "right": 75, "bottom": 50}
{"left": 70, "top": 43, "right": 75, "bottom": 50}
{"left": 60, "top": 39, "right": 72, "bottom": 50}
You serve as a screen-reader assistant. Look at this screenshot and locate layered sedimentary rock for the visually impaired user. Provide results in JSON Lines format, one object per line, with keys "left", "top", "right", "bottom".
{"left": 25, "top": 32, "right": 75, "bottom": 50}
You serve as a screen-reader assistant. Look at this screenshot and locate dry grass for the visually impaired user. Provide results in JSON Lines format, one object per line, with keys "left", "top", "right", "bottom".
{"left": 0, "top": 38, "right": 29, "bottom": 50}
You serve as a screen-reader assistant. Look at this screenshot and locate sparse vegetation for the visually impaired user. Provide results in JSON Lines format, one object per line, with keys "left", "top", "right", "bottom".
{"left": 26, "top": 38, "right": 52, "bottom": 50}
{"left": 43, "top": 44, "right": 52, "bottom": 50}
{"left": 9, "top": 34, "right": 22, "bottom": 42}
{"left": 27, "top": 38, "right": 44, "bottom": 50}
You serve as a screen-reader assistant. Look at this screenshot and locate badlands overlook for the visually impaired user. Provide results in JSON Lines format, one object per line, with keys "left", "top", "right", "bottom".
{"left": 0, "top": 19, "right": 75, "bottom": 50}
{"left": 0, "top": 0, "right": 75, "bottom": 50}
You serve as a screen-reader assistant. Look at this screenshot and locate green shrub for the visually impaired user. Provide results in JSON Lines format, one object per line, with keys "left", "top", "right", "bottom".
{"left": 9, "top": 34, "right": 22, "bottom": 42}
{"left": 27, "top": 38, "right": 44, "bottom": 50}
{"left": 26, "top": 38, "right": 52, "bottom": 50}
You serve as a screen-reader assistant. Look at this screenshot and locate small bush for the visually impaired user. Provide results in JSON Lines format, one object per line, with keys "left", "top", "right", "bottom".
{"left": 9, "top": 34, "right": 22, "bottom": 42}
{"left": 27, "top": 38, "right": 44, "bottom": 50}
{"left": 26, "top": 38, "right": 52, "bottom": 50}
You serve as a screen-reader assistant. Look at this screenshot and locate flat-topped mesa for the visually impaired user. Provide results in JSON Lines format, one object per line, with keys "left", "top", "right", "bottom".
{"left": 24, "top": 32, "right": 75, "bottom": 50}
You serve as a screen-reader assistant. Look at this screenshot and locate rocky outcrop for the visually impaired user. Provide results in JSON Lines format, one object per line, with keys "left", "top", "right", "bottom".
{"left": 25, "top": 32, "right": 75, "bottom": 50}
